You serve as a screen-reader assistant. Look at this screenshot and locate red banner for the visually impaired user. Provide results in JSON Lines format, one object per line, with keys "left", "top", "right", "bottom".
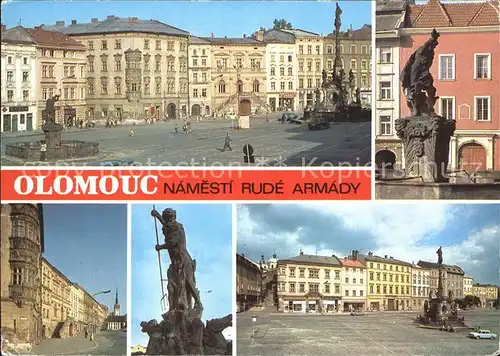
{"left": 0, "top": 169, "right": 371, "bottom": 201}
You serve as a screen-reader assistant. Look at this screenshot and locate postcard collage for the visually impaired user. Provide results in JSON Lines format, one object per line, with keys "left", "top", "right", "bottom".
{"left": 0, "top": 0, "right": 499, "bottom": 355}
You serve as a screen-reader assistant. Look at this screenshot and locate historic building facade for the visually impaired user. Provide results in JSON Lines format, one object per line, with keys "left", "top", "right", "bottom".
{"left": 203, "top": 36, "right": 268, "bottom": 117}
{"left": 340, "top": 251, "right": 367, "bottom": 312}
{"left": 276, "top": 252, "right": 343, "bottom": 313}
{"left": 411, "top": 263, "right": 430, "bottom": 310}
{"left": 374, "top": 0, "right": 407, "bottom": 169}
{"left": 1, "top": 27, "right": 39, "bottom": 132}
{"left": 362, "top": 252, "right": 412, "bottom": 311}
{"left": 43, "top": 16, "right": 190, "bottom": 121}
{"left": 471, "top": 284, "right": 498, "bottom": 308}
{"left": 188, "top": 37, "right": 212, "bottom": 117}
{"left": 282, "top": 29, "right": 323, "bottom": 110}
{"left": 400, "top": 0, "right": 500, "bottom": 172}
{"left": 105, "top": 289, "right": 126, "bottom": 330}
{"left": 259, "top": 29, "right": 298, "bottom": 111}
{"left": 236, "top": 253, "right": 262, "bottom": 312}
{"left": 323, "top": 24, "right": 372, "bottom": 103}
{"left": 417, "top": 261, "right": 464, "bottom": 300}
{"left": 463, "top": 276, "right": 474, "bottom": 296}
{"left": 0, "top": 204, "right": 44, "bottom": 347}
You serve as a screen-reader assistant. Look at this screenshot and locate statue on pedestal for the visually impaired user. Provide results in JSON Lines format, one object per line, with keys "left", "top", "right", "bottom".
{"left": 394, "top": 29, "right": 456, "bottom": 182}
{"left": 140, "top": 208, "right": 232, "bottom": 355}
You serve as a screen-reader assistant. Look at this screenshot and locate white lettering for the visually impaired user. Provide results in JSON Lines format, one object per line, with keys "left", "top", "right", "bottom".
{"left": 53, "top": 176, "right": 73, "bottom": 195}
{"left": 122, "top": 176, "right": 139, "bottom": 195}
{"left": 99, "top": 176, "right": 119, "bottom": 195}
{"left": 141, "top": 175, "right": 158, "bottom": 195}
{"left": 14, "top": 176, "right": 34, "bottom": 195}
{"left": 74, "top": 176, "right": 99, "bottom": 195}
{"left": 35, "top": 176, "right": 52, "bottom": 195}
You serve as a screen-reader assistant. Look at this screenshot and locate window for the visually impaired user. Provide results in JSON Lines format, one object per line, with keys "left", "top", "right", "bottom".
{"left": 298, "top": 79, "right": 303, "bottom": 89}
{"left": 299, "top": 45, "right": 303, "bottom": 54}
{"left": 288, "top": 67, "right": 292, "bottom": 76}
{"left": 335, "top": 271, "right": 340, "bottom": 279}
{"left": 202, "top": 88, "right": 207, "bottom": 97}
{"left": 290, "top": 283, "right": 296, "bottom": 293}
{"left": 315, "top": 78, "right": 320, "bottom": 88}
{"left": 167, "top": 41, "right": 174, "bottom": 51}
{"left": 253, "top": 80, "right": 260, "bottom": 93}
{"left": 299, "top": 283, "right": 305, "bottom": 293}
{"left": 101, "top": 82, "right": 108, "bottom": 95}
{"left": 360, "top": 290, "right": 364, "bottom": 297}
{"left": 88, "top": 41, "right": 94, "bottom": 50}
{"left": 22, "top": 72, "right": 29, "bottom": 82}
{"left": 345, "top": 289, "right": 349, "bottom": 296}
{"left": 361, "top": 60, "right": 367, "bottom": 70}
{"left": 361, "top": 75, "right": 367, "bottom": 87}
{"left": 280, "top": 81, "right": 285, "bottom": 90}
{"left": 350, "top": 45, "right": 356, "bottom": 54}
{"left": 144, "top": 40, "right": 150, "bottom": 50}
{"left": 380, "top": 115, "right": 391, "bottom": 135}
{"left": 7, "top": 71, "right": 13, "bottom": 82}
{"left": 101, "top": 60, "right": 107, "bottom": 72}
{"left": 316, "top": 45, "right": 320, "bottom": 54}
{"left": 327, "top": 60, "right": 332, "bottom": 70}
{"left": 156, "top": 40, "right": 161, "bottom": 50}
{"left": 353, "top": 278, "right": 357, "bottom": 284}
{"left": 345, "top": 277, "right": 349, "bottom": 283}
{"left": 270, "top": 67, "right": 276, "bottom": 76}
{"left": 289, "top": 268, "right": 296, "bottom": 277}
{"left": 370, "top": 285, "right": 374, "bottom": 293}
{"left": 369, "top": 272, "right": 374, "bottom": 281}
{"left": 7, "top": 90, "right": 14, "bottom": 101}
{"left": 280, "top": 67, "right": 285, "bottom": 76}
{"left": 351, "top": 59, "right": 357, "bottom": 70}
{"left": 202, "top": 73, "right": 207, "bottom": 82}
{"left": 23, "top": 90, "right": 29, "bottom": 101}
{"left": 299, "top": 62, "right": 304, "bottom": 72}
{"left": 353, "top": 290, "right": 357, "bottom": 297}
{"left": 115, "top": 59, "right": 121, "bottom": 71}
{"left": 324, "top": 284, "right": 330, "bottom": 293}
{"left": 439, "top": 55, "right": 455, "bottom": 80}
{"left": 101, "top": 40, "right": 107, "bottom": 50}
{"left": 115, "top": 40, "right": 121, "bottom": 49}
{"left": 201, "top": 58, "right": 207, "bottom": 67}
{"left": 380, "top": 81, "right": 391, "bottom": 100}
{"left": 193, "top": 89, "right": 198, "bottom": 98}
{"left": 271, "top": 82, "right": 276, "bottom": 91}
{"left": 193, "top": 73, "right": 198, "bottom": 83}
{"left": 288, "top": 82, "right": 293, "bottom": 90}
{"left": 115, "top": 82, "right": 121, "bottom": 95}
{"left": 327, "top": 46, "right": 333, "bottom": 54}
{"left": 475, "top": 97, "right": 490, "bottom": 121}
{"left": 315, "top": 61, "right": 320, "bottom": 71}
{"left": 380, "top": 48, "right": 391, "bottom": 63}
{"left": 360, "top": 278, "right": 363, "bottom": 284}
{"left": 307, "top": 45, "right": 312, "bottom": 54}
{"left": 299, "top": 268, "right": 305, "bottom": 278}
{"left": 280, "top": 55, "right": 284, "bottom": 62}
{"left": 12, "top": 267, "right": 22, "bottom": 285}
{"left": 307, "top": 78, "right": 312, "bottom": 88}
{"left": 440, "top": 97, "right": 454, "bottom": 120}
{"left": 236, "top": 57, "right": 242, "bottom": 68}
{"left": 475, "top": 54, "right": 491, "bottom": 79}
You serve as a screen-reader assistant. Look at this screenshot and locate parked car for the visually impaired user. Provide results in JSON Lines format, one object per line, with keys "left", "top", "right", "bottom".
{"left": 468, "top": 329, "right": 497, "bottom": 340}
{"left": 350, "top": 311, "right": 365, "bottom": 316}
{"left": 308, "top": 116, "right": 329, "bottom": 130}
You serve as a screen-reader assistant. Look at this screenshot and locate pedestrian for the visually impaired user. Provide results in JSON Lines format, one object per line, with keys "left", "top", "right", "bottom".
{"left": 40, "top": 141, "right": 47, "bottom": 161}
{"left": 174, "top": 124, "right": 179, "bottom": 133}
{"left": 84, "top": 327, "right": 88, "bottom": 339}
{"left": 129, "top": 127, "right": 135, "bottom": 137}
{"left": 221, "top": 133, "right": 232, "bottom": 152}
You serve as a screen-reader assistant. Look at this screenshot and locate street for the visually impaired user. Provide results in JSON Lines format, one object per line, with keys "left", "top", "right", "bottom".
{"left": 30, "top": 331, "right": 126, "bottom": 355}
{"left": 1, "top": 116, "right": 371, "bottom": 167}
{"left": 237, "top": 309, "right": 500, "bottom": 356}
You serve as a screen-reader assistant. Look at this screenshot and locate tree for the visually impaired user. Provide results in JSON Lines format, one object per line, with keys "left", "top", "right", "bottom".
{"left": 273, "top": 18, "right": 293, "bottom": 30}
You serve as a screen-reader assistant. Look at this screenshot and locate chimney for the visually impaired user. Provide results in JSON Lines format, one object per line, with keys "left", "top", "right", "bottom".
{"left": 243, "top": 34, "right": 246, "bottom": 39}
{"left": 385, "top": 255, "right": 388, "bottom": 259}
{"left": 354, "top": 250, "right": 359, "bottom": 261}
{"left": 91, "top": 18, "right": 99, "bottom": 23}
{"left": 390, "top": 256, "right": 393, "bottom": 259}
{"left": 71, "top": 20, "right": 77, "bottom": 25}
{"left": 256, "top": 30, "right": 264, "bottom": 42}
{"left": 211, "top": 32, "right": 214, "bottom": 39}
{"left": 300, "top": 250, "right": 303, "bottom": 256}
{"left": 368, "top": 252, "right": 373, "bottom": 256}
{"left": 56, "top": 21, "right": 65, "bottom": 26}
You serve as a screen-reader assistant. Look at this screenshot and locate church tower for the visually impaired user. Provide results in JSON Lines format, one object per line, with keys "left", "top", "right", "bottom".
{"left": 113, "top": 288, "right": 120, "bottom": 316}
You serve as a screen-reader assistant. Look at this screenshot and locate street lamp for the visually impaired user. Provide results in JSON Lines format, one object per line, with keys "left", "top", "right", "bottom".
{"left": 90, "top": 290, "right": 111, "bottom": 335}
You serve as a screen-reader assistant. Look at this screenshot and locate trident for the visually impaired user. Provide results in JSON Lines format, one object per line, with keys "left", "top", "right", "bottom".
{"left": 153, "top": 205, "right": 168, "bottom": 312}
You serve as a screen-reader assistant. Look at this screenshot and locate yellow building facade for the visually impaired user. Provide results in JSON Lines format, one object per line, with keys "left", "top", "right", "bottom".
{"left": 276, "top": 253, "right": 343, "bottom": 313}
{"left": 471, "top": 284, "right": 498, "bottom": 307}
{"left": 363, "top": 253, "right": 412, "bottom": 311}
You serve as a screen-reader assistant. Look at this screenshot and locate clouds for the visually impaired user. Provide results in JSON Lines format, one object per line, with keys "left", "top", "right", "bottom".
{"left": 237, "top": 203, "right": 500, "bottom": 285}
{"left": 131, "top": 204, "right": 232, "bottom": 347}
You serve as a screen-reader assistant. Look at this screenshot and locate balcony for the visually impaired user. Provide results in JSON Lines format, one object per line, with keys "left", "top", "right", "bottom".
{"left": 9, "top": 284, "right": 37, "bottom": 303}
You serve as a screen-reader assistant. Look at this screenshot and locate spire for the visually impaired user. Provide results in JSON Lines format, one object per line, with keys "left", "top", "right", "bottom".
{"left": 115, "top": 288, "right": 119, "bottom": 305}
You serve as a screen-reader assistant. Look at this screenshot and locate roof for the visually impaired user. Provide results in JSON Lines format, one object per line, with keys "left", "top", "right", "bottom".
{"left": 42, "top": 257, "right": 75, "bottom": 286}
{"left": 189, "top": 36, "right": 211, "bottom": 45}
{"left": 359, "top": 253, "right": 412, "bottom": 267}
{"left": 107, "top": 315, "right": 127, "bottom": 322}
{"left": 417, "top": 260, "right": 465, "bottom": 275}
{"left": 473, "top": 283, "right": 498, "bottom": 288}
{"left": 325, "top": 24, "right": 372, "bottom": 41}
{"left": 376, "top": 0, "right": 408, "bottom": 13}
{"left": 405, "top": 0, "right": 500, "bottom": 28}
{"left": 280, "top": 28, "right": 320, "bottom": 37}
{"left": 1, "top": 26, "right": 84, "bottom": 49}
{"left": 280, "top": 253, "right": 342, "bottom": 267}
{"left": 340, "top": 258, "right": 366, "bottom": 268}
{"left": 41, "top": 16, "right": 189, "bottom": 37}
{"left": 1, "top": 26, "right": 37, "bottom": 45}
{"left": 236, "top": 253, "right": 261, "bottom": 271}
{"left": 201, "top": 37, "right": 263, "bottom": 45}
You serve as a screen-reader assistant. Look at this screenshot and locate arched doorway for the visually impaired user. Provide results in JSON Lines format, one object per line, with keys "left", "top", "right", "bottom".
{"left": 459, "top": 143, "right": 486, "bottom": 172}
{"left": 167, "top": 103, "right": 177, "bottom": 119}
{"left": 236, "top": 80, "right": 243, "bottom": 93}
{"left": 191, "top": 104, "right": 201, "bottom": 116}
{"left": 69, "top": 323, "right": 74, "bottom": 337}
{"left": 375, "top": 150, "right": 396, "bottom": 170}
{"left": 238, "top": 99, "right": 252, "bottom": 116}
{"left": 205, "top": 105, "right": 210, "bottom": 115}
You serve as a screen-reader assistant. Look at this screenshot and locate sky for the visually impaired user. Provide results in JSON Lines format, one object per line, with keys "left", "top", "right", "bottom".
{"left": 1, "top": 1, "right": 372, "bottom": 36}
{"left": 131, "top": 203, "right": 232, "bottom": 347}
{"left": 237, "top": 203, "right": 500, "bottom": 285}
{"left": 42, "top": 204, "right": 127, "bottom": 314}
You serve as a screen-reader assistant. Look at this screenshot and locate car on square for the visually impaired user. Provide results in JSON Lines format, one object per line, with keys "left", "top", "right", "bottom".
{"left": 468, "top": 329, "right": 497, "bottom": 340}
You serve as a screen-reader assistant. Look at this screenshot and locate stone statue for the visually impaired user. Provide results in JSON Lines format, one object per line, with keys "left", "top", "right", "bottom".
{"left": 334, "top": 3, "right": 342, "bottom": 35}
{"left": 141, "top": 208, "right": 232, "bottom": 355}
{"left": 355, "top": 88, "right": 361, "bottom": 105}
{"left": 322, "top": 69, "right": 327, "bottom": 86}
{"left": 401, "top": 29, "right": 440, "bottom": 117}
{"left": 436, "top": 246, "right": 443, "bottom": 266}
{"left": 152, "top": 208, "right": 203, "bottom": 312}
{"left": 43, "top": 95, "right": 60, "bottom": 124}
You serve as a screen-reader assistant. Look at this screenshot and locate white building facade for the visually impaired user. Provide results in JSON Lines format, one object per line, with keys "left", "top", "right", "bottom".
{"left": 411, "top": 264, "right": 430, "bottom": 311}
{"left": 463, "top": 276, "right": 473, "bottom": 296}
{"left": 188, "top": 37, "right": 212, "bottom": 117}
{"left": 340, "top": 259, "right": 367, "bottom": 312}
{"left": 1, "top": 28, "right": 38, "bottom": 132}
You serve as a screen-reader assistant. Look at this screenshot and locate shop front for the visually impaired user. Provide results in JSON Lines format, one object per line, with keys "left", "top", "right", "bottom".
{"left": 342, "top": 298, "right": 366, "bottom": 312}
{"left": 278, "top": 92, "right": 296, "bottom": 111}
{"left": 367, "top": 297, "right": 383, "bottom": 311}
{"left": 1, "top": 105, "right": 36, "bottom": 132}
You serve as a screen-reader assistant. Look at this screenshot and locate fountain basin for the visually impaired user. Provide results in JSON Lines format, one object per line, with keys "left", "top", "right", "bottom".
{"left": 5, "top": 140, "right": 99, "bottom": 161}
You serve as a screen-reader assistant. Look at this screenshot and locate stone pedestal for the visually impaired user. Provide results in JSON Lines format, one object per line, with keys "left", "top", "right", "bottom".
{"left": 42, "top": 122, "right": 63, "bottom": 148}
{"left": 395, "top": 115, "right": 456, "bottom": 183}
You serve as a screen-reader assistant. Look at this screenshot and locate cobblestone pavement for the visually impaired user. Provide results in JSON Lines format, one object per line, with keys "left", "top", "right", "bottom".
{"left": 237, "top": 309, "right": 500, "bottom": 356}
{"left": 30, "top": 331, "right": 126, "bottom": 355}
{"left": 1, "top": 117, "right": 371, "bottom": 167}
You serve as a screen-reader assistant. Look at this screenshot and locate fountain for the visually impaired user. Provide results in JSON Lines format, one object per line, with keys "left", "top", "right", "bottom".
{"left": 4, "top": 95, "right": 99, "bottom": 162}
{"left": 414, "top": 247, "right": 469, "bottom": 332}
{"left": 306, "top": 2, "right": 370, "bottom": 125}
{"left": 140, "top": 208, "right": 232, "bottom": 355}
